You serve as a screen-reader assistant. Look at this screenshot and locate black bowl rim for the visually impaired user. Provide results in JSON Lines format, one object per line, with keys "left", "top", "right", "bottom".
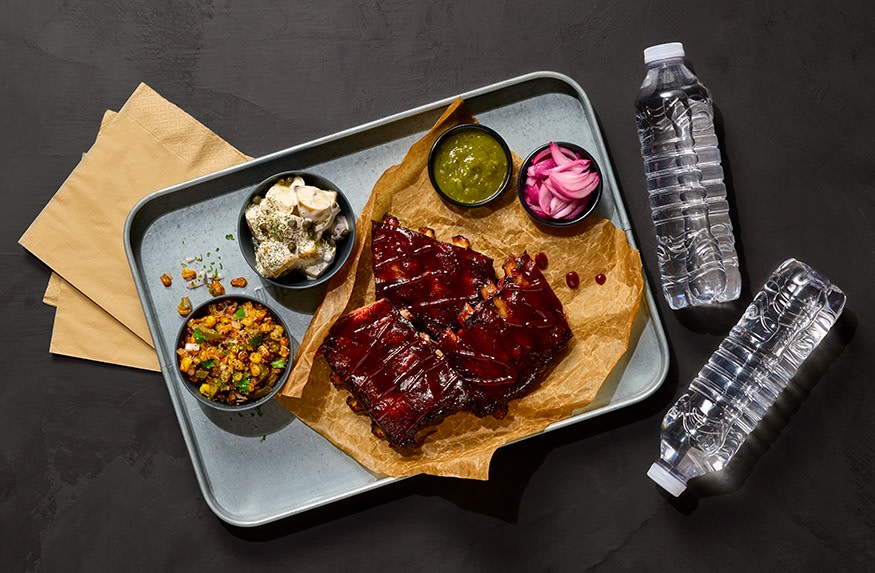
{"left": 517, "top": 141, "right": 603, "bottom": 228}
{"left": 427, "top": 123, "right": 513, "bottom": 208}
{"left": 174, "top": 294, "right": 294, "bottom": 412}
{"left": 237, "top": 170, "right": 356, "bottom": 290}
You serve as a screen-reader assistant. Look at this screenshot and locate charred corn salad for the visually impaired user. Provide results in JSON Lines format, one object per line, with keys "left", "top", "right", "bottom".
{"left": 177, "top": 299, "right": 290, "bottom": 405}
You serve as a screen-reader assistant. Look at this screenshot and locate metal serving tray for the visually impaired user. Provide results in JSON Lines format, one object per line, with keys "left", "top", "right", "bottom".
{"left": 125, "top": 72, "right": 669, "bottom": 527}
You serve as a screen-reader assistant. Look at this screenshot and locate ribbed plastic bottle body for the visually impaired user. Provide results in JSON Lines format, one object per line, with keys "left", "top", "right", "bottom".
{"left": 655, "top": 259, "right": 845, "bottom": 487}
{"left": 636, "top": 59, "right": 741, "bottom": 309}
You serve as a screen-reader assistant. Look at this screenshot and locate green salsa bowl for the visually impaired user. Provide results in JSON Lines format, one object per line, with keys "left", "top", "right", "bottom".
{"left": 428, "top": 124, "right": 513, "bottom": 207}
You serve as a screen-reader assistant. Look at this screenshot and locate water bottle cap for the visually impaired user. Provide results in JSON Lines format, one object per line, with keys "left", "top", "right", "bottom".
{"left": 647, "top": 462, "right": 687, "bottom": 496}
{"left": 643, "top": 42, "right": 685, "bottom": 65}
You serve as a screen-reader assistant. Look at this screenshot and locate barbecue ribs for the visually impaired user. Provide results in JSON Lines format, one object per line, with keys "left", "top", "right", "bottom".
{"left": 438, "top": 252, "right": 573, "bottom": 418}
{"left": 316, "top": 298, "right": 469, "bottom": 447}
{"left": 319, "top": 218, "right": 573, "bottom": 448}
{"left": 372, "top": 216, "right": 497, "bottom": 337}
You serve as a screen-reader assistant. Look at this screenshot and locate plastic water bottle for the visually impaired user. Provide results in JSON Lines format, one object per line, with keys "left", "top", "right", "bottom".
{"left": 648, "top": 258, "right": 846, "bottom": 496}
{"left": 635, "top": 42, "right": 741, "bottom": 309}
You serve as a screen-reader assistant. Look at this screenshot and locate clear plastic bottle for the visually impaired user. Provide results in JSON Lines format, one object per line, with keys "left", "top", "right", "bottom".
{"left": 648, "top": 258, "right": 846, "bottom": 496}
{"left": 636, "top": 42, "right": 741, "bottom": 309}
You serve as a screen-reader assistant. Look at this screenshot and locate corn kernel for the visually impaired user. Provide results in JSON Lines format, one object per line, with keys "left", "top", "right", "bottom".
{"left": 250, "top": 364, "right": 262, "bottom": 376}
{"left": 203, "top": 315, "right": 216, "bottom": 328}
{"left": 250, "top": 352, "right": 262, "bottom": 364}
{"left": 180, "top": 357, "right": 192, "bottom": 371}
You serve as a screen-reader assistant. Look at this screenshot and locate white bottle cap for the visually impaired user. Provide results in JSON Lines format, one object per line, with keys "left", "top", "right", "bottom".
{"left": 647, "top": 462, "right": 687, "bottom": 496}
{"left": 643, "top": 42, "right": 685, "bottom": 65}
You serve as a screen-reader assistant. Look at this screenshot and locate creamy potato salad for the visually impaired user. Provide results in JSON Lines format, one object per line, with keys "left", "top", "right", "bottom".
{"left": 245, "top": 176, "right": 350, "bottom": 279}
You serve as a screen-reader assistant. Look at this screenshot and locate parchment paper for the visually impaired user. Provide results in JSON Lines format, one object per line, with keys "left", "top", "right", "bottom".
{"left": 276, "top": 99, "right": 644, "bottom": 479}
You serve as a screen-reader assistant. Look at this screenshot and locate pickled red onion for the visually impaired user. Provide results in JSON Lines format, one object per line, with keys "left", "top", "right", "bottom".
{"left": 523, "top": 142, "right": 599, "bottom": 220}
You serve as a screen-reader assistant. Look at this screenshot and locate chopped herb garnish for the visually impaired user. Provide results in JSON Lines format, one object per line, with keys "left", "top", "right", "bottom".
{"left": 235, "top": 307, "right": 246, "bottom": 320}
{"left": 216, "top": 247, "right": 219, "bottom": 252}
{"left": 248, "top": 334, "right": 264, "bottom": 348}
{"left": 206, "top": 252, "right": 211, "bottom": 257}
{"left": 193, "top": 329, "right": 206, "bottom": 343}
{"left": 225, "top": 234, "right": 235, "bottom": 240}
{"left": 236, "top": 375, "right": 251, "bottom": 393}
{"left": 200, "top": 359, "right": 215, "bottom": 369}
{"left": 181, "top": 263, "right": 187, "bottom": 268}
{"left": 271, "top": 359, "right": 286, "bottom": 369}
{"left": 260, "top": 435, "right": 266, "bottom": 443}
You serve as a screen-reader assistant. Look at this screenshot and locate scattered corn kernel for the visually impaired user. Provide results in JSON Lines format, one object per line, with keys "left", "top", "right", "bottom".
{"left": 177, "top": 297, "right": 192, "bottom": 317}
{"left": 208, "top": 280, "right": 225, "bottom": 296}
{"left": 182, "top": 268, "right": 197, "bottom": 280}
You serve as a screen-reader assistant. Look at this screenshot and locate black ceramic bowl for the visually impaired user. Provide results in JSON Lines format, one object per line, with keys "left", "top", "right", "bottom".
{"left": 175, "top": 295, "right": 294, "bottom": 413}
{"left": 427, "top": 123, "right": 513, "bottom": 208}
{"left": 237, "top": 171, "right": 356, "bottom": 289}
{"left": 517, "top": 142, "right": 603, "bottom": 228}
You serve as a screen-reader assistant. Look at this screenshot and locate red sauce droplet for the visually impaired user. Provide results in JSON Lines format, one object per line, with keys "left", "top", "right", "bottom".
{"left": 535, "top": 252, "right": 548, "bottom": 270}
{"left": 595, "top": 273, "right": 606, "bottom": 285}
{"left": 565, "top": 271, "right": 579, "bottom": 289}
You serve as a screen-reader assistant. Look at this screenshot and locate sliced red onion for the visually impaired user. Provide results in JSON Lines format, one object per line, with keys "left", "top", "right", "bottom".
{"left": 523, "top": 142, "right": 600, "bottom": 220}
{"left": 532, "top": 147, "right": 552, "bottom": 164}
{"left": 549, "top": 142, "right": 571, "bottom": 166}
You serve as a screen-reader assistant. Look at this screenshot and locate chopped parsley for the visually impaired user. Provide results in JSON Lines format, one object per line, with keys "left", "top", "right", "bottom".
{"left": 200, "top": 359, "right": 215, "bottom": 369}
{"left": 260, "top": 435, "right": 266, "bottom": 443}
{"left": 225, "top": 234, "right": 235, "bottom": 241}
{"left": 193, "top": 329, "right": 206, "bottom": 343}
{"left": 248, "top": 334, "right": 263, "bottom": 348}
{"left": 271, "top": 358, "right": 286, "bottom": 369}
{"left": 235, "top": 307, "right": 246, "bottom": 320}
{"left": 236, "top": 374, "right": 251, "bottom": 393}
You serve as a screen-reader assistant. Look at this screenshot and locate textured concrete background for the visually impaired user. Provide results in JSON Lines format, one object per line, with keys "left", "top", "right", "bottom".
{"left": 2, "top": 1, "right": 873, "bottom": 570}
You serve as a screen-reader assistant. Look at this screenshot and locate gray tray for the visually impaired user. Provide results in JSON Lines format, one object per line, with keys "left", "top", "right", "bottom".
{"left": 125, "top": 71, "right": 669, "bottom": 527}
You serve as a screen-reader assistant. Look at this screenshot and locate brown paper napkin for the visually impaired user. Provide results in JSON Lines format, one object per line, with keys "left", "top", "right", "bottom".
{"left": 24, "top": 84, "right": 251, "bottom": 369}
{"left": 39, "top": 110, "right": 161, "bottom": 370}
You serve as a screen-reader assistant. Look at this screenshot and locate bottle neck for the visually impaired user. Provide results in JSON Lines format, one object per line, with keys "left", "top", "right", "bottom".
{"left": 646, "top": 57, "right": 686, "bottom": 69}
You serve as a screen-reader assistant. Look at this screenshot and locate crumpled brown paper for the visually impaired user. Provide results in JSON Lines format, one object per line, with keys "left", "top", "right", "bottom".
{"left": 22, "top": 84, "right": 251, "bottom": 370}
{"left": 276, "top": 99, "right": 644, "bottom": 479}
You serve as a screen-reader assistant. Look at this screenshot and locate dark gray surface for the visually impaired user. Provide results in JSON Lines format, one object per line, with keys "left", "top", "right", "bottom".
{"left": 2, "top": 1, "right": 872, "bottom": 570}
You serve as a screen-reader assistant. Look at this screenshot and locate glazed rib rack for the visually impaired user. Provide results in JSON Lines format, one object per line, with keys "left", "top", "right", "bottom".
{"left": 316, "top": 299, "right": 469, "bottom": 447}
{"left": 319, "top": 218, "right": 572, "bottom": 447}
{"left": 372, "top": 216, "right": 497, "bottom": 337}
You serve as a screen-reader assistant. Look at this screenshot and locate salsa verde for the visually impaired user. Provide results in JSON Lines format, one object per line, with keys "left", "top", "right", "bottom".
{"left": 433, "top": 129, "right": 508, "bottom": 204}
